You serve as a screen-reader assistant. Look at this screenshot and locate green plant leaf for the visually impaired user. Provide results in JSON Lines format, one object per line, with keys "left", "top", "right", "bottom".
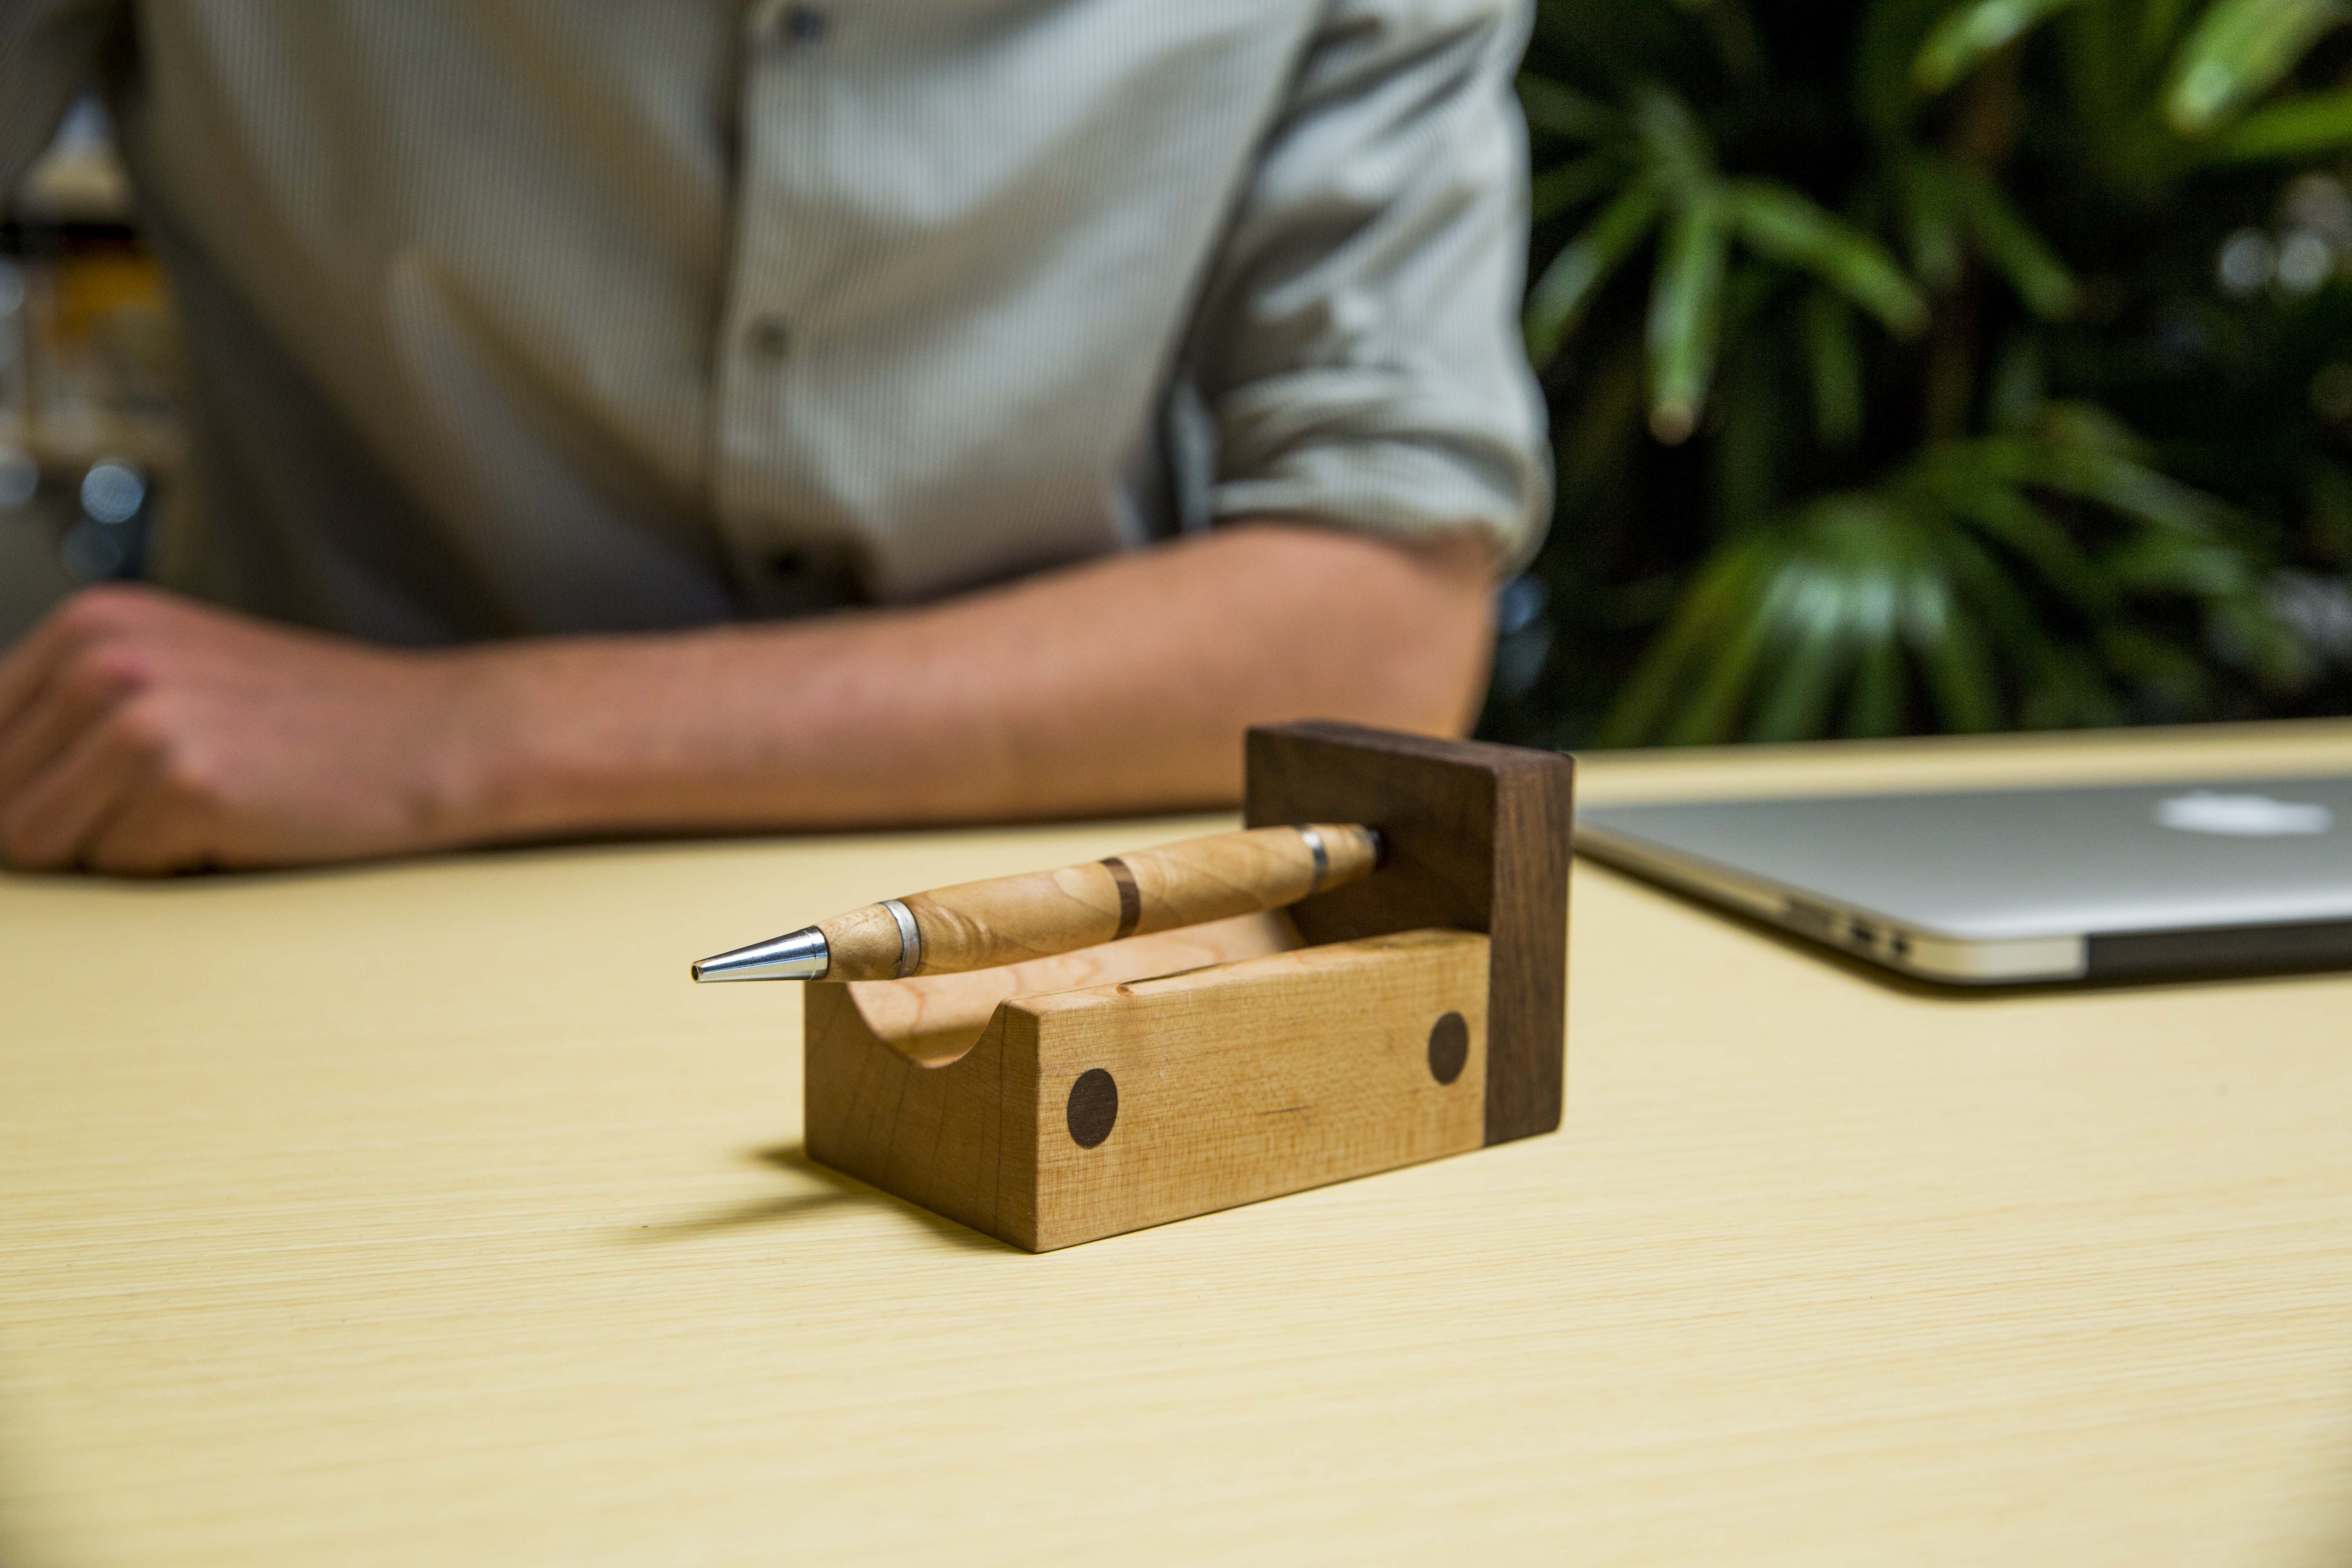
{"left": 1802, "top": 290, "right": 1866, "bottom": 447}
{"left": 1985, "top": 334, "right": 2047, "bottom": 432}
{"left": 2204, "top": 87, "right": 2352, "bottom": 156}
{"left": 2166, "top": 0, "right": 2350, "bottom": 136}
{"left": 1916, "top": 601, "right": 2002, "bottom": 731}
{"left": 2210, "top": 593, "right": 2312, "bottom": 685}
{"left": 1859, "top": 0, "right": 1969, "bottom": 140}
{"left": 1989, "top": 436, "right": 2235, "bottom": 536}
{"left": 2139, "top": 0, "right": 2200, "bottom": 68}
{"left": 1895, "top": 154, "right": 1966, "bottom": 290}
{"left": 2102, "top": 624, "right": 2218, "bottom": 688}
{"left": 1906, "top": 561, "right": 2013, "bottom": 731}
{"left": 2034, "top": 399, "right": 2149, "bottom": 457}
{"left": 1927, "top": 522, "right": 2069, "bottom": 724}
{"left": 1668, "top": 567, "right": 1787, "bottom": 742}
{"left": 1844, "top": 614, "right": 1911, "bottom": 735}
{"left": 1929, "top": 472, "right": 2117, "bottom": 612}
{"left": 1524, "top": 181, "right": 1663, "bottom": 366}
{"left": 1912, "top": 0, "right": 2095, "bottom": 95}
{"left": 1949, "top": 165, "right": 2079, "bottom": 316}
{"left": 1518, "top": 75, "right": 1619, "bottom": 140}
{"left": 2103, "top": 530, "right": 2253, "bottom": 593}
{"left": 1935, "top": 521, "right": 2084, "bottom": 719}
{"left": 1711, "top": 263, "right": 1794, "bottom": 532}
{"left": 1724, "top": 179, "right": 1930, "bottom": 334}
{"left": 2018, "top": 648, "right": 2129, "bottom": 728}
{"left": 1746, "top": 597, "right": 1851, "bottom": 741}
{"left": 1632, "top": 85, "right": 1717, "bottom": 193}
{"left": 1597, "top": 536, "right": 1774, "bottom": 744}
{"left": 1530, "top": 152, "right": 1629, "bottom": 223}
{"left": 1646, "top": 189, "right": 1730, "bottom": 443}
{"left": 1787, "top": 501, "right": 1927, "bottom": 735}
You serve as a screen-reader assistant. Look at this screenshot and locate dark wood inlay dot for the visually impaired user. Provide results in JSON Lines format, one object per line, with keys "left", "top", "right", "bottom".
{"left": 1067, "top": 1068, "right": 1119, "bottom": 1148}
{"left": 1427, "top": 1012, "right": 1468, "bottom": 1085}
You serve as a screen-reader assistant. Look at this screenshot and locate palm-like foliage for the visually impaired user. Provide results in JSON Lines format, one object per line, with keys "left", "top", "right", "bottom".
{"left": 1599, "top": 403, "right": 2300, "bottom": 741}
{"left": 1522, "top": 80, "right": 1929, "bottom": 440}
{"left": 1493, "top": 0, "right": 2352, "bottom": 747}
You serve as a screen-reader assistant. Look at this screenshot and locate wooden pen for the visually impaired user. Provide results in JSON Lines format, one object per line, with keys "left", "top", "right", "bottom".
{"left": 690, "top": 822, "right": 1382, "bottom": 982}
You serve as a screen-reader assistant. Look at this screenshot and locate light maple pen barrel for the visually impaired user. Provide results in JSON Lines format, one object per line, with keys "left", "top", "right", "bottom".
{"left": 817, "top": 823, "right": 1381, "bottom": 980}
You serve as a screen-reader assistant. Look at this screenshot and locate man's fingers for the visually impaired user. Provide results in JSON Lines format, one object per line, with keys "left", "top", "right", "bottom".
{"left": 0, "top": 610, "right": 75, "bottom": 742}
{"left": 81, "top": 766, "right": 214, "bottom": 876}
{"left": 0, "top": 593, "right": 164, "bottom": 804}
{"left": 0, "top": 586, "right": 157, "bottom": 722}
{"left": 0, "top": 584, "right": 177, "bottom": 739}
{"left": 0, "top": 706, "right": 161, "bottom": 872}
{"left": 0, "top": 648, "right": 142, "bottom": 806}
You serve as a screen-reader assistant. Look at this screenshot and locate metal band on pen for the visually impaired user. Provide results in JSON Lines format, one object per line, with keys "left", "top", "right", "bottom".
{"left": 1298, "top": 825, "right": 1330, "bottom": 896}
{"left": 882, "top": 898, "right": 922, "bottom": 979}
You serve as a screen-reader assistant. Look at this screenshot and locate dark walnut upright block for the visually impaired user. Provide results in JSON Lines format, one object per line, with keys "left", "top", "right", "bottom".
{"left": 1244, "top": 721, "right": 1576, "bottom": 1146}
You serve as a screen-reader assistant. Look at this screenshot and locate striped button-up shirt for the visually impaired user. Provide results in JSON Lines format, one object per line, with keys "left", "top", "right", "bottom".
{"left": 2, "top": 0, "right": 1548, "bottom": 642}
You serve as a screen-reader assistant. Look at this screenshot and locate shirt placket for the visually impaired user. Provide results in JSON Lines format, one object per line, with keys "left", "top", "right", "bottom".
{"left": 713, "top": 0, "right": 847, "bottom": 616}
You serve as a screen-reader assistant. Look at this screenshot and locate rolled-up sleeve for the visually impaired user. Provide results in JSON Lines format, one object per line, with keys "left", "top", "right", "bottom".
{"left": 0, "top": 0, "right": 118, "bottom": 200}
{"left": 1190, "top": 0, "right": 1550, "bottom": 572}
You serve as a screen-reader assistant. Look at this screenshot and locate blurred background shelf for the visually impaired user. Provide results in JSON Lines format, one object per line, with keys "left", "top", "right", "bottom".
{"left": 2, "top": 97, "right": 171, "bottom": 643}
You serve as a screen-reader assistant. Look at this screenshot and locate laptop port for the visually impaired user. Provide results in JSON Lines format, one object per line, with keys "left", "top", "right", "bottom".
{"left": 1784, "top": 899, "right": 1835, "bottom": 934}
{"left": 1848, "top": 920, "right": 1879, "bottom": 947}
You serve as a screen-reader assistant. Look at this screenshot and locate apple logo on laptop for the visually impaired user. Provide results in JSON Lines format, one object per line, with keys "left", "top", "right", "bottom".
{"left": 2155, "top": 790, "right": 2335, "bottom": 837}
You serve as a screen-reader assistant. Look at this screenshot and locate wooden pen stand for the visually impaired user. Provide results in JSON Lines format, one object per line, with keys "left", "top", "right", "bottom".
{"left": 805, "top": 722, "right": 1576, "bottom": 1252}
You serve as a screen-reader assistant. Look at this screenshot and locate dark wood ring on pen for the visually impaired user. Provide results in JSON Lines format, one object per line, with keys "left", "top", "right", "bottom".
{"left": 1101, "top": 857, "right": 1142, "bottom": 940}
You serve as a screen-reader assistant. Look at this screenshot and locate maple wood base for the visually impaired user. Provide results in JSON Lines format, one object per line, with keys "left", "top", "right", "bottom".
{"left": 806, "top": 928, "right": 1490, "bottom": 1251}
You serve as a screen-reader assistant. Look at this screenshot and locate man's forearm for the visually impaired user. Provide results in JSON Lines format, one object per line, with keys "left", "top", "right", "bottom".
{"left": 0, "top": 523, "right": 1495, "bottom": 873}
{"left": 452, "top": 523, "right": 1497, "bottom": 840}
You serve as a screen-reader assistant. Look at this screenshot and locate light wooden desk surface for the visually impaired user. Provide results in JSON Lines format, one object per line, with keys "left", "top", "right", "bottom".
{"left": 5, "top": 722, "right": 2351, "bottom": 1566}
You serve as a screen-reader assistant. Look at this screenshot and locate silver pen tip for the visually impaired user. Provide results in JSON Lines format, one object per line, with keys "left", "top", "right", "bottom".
{"left": 689, "top": 925, "right": 831, "bottom": 982}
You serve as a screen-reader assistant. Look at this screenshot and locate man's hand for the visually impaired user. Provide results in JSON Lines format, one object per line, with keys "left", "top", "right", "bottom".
{"left": 0, "top": 523, "right": 1497, "bottom": 875}
{"left": 0, "top": 586, "right": 490, "bottom": 873}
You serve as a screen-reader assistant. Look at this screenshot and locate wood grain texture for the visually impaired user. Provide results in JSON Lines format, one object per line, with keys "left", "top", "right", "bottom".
{"left": 820, "top": 824, "right": 1376, "bottom": 978}
{"left": 803, "top": 980, "right": 1033, "bottom": 1244}
{"left": 1022, "top": 929, "right": 1487, "bottom": 1250}
{"left": 1244, "top": 722, "right": 1576, "bottom": 1145}
{"left": 3, "top": 723, "right": 2351, "bottom": 1566}
{"left": 815, "top": 898, "right": 911, "bottom": 978}
{"left": 809, "top": 930, "right": 1489, "bottom": 1251}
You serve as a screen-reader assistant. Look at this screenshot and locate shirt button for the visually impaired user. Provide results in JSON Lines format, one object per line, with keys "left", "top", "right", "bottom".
{"left": 775, "top": 4, "right": 829, "bottom": 45}
{"left": 744, "top": 315, "right": 791, "bottom": 360}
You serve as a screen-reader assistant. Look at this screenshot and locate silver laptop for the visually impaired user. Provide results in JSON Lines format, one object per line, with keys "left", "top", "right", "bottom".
{"left": 1576, "top": 775, "right": 2352, "bottom": 984}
